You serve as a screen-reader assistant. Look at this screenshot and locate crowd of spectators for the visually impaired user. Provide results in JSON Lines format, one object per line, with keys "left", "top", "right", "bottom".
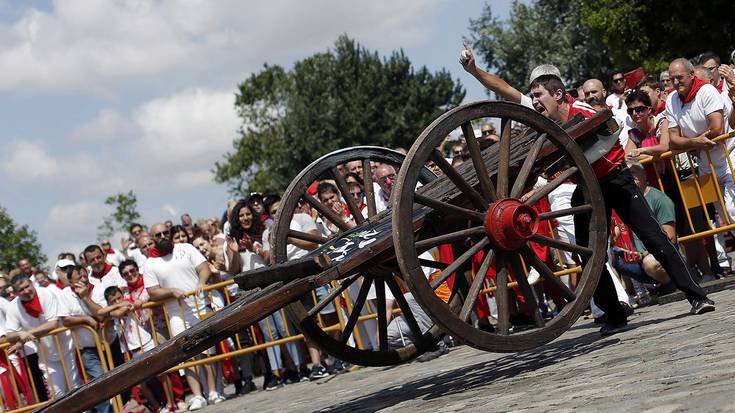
{"left": 2, "top": 48, "right": 735, "bottom": 412}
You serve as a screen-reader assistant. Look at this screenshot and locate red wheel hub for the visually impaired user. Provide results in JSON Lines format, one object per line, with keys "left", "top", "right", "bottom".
{"left": 485, "top": 198, "right": 539, "bottom": 251}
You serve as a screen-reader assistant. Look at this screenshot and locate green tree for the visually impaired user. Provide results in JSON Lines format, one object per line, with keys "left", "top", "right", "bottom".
{"left": 468, "top": 0, "right": 614, "bottom": 92}
{"left": 98, "top": 190, "right": 141, "bottom": 239}
{"left": 581, "top": 0, "right": 735, "bottom": 72}
{"left": 0, "top": 205, "right": 46, "bottom": 272}
{"left": 214, "top": 35, "right": 465, "bottom": 195}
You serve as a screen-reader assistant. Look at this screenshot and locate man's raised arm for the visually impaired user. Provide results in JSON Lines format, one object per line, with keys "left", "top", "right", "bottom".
{"left": 460, "top": 43, "right": 523, "bottom": 104}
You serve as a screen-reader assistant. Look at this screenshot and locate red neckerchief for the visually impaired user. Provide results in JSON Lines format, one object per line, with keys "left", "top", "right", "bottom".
{"left": 106, "top": 247, "right": 115, "bottom": 255}
{"left": 716, "top": 79, "right": 724, "bottom": 93}
{"left": 679, "top": 76, "right": 707, "bottom": 106}
{"left": 91, "top": 263, "right": 113, "bottom": 280}
{"left": 55, "top": 280, "right": 64, "bottom": 289}
{"left": 126, "top": 276, "right": 145, "bottom": 294}
{"left": 260, "top": 214, "right": 268, "bottom": 222}
{"left": 21, "top": 294, "right": 43, "bottom": 318}
{"left": 148, "top": 246, "right": 170, "bottom": 258}
{"left": 653, "top": 100, "right": 666, "bottom": 116}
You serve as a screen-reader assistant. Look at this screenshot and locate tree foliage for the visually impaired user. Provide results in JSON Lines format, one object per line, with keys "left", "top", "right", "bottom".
{"left": 581, "top": 0, "right": 735, "bottom": 72}
{"left": 0, "top": 205, "right": 46, "bottom": 272}
{"left": 214, "top": 35, "right": 465, "bottom": 195}
{"left": 469, "top": 0, "right": 735, "bottom": 92}
{"left": 468, "top": 0, "right": 614, "bottom": 91}
{"left": 98, "top": 190, "right": 141, "bottom": 239}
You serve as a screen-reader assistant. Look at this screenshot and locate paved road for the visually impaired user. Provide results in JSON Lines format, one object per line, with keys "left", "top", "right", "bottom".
{"left": 205, "top": 287, "right": 735, "bottom": 412}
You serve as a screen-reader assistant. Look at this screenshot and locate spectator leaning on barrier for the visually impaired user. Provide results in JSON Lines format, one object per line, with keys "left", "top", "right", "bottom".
{"left": 5, "top": 273, "right": 82, "bottom": 399}
{"left": 143, "top": 223, "right": 223, "bottom": 409}
{"left": 460, "top": 44, "right": 715, "bottom": 336}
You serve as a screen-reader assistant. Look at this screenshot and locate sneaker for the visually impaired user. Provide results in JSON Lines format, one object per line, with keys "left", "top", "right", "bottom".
{"left": 309, "top": 364, "right": 330, "bottom": 380}
{"left": 620, "top": 301, "right": 634, "bottom": 317}
{"left": 208, "top": 393, "right": 226, "bottom": 404}
{"left": 283, "top": 371, "right": 300, "bottom": 385}
{"left": 690, "top": 298, "right": 715, "bottom": 315}
{"left": 187, "top": 395, "right": 208, "bottom": 411}
{"left": 264, "top": 376, "right": 282, "bottom": 391}
{"left": 332, "top": 359, "right": 346, "bottom": 373}
{"left": 416, "top": 342, "right": 448, "bottom": 362}
{"left": 239, "top": 378, "right": 257, "bottom": 395}
{"left": 157, "top": 406, "right": 172, "bottom": 413}
{"left": 599, "top": 320, "right": 629, "bottom": 337}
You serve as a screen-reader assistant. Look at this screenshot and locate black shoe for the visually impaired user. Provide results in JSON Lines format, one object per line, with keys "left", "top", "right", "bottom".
{"left": 593, "top": 314, "right": 607, "bottom": 324}
{"left": 620, "top": 301, "right": 635, "bottom": 317}
{"left": 689, "top": 298, "right": 715, "bottom": 315}
{"left": 600, "top": 320, "right": 629, "bottom": 337}
{"left": 239, "top": 379, "right": 256, "bottom": 395}
{"left": 264, "top": 376, "right": 282, "bottom": 391}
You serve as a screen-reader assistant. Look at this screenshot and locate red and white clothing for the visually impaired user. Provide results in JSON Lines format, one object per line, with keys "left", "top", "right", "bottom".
{"left": 88, "top": 264, "right": 127, "bottom": 308}
{"left": 605, "top": 92, "right": 628, "bottom": 119}
{"left": 115, "top": 284, "right": 155, "bottom": 354}
{"left": 143, "top": 243, "right": 208, "bottom": 336}
{"left": 105, "top": 248, "right": 126, "bottom": 267}
{"left": 58, "top": 288, "right": 99, "bottom": 350}
{"left": 5, "top": 287, "right": 82, "bottom": 398}
{"left": 520, "top": 95, "right": 625, "bottom": 178}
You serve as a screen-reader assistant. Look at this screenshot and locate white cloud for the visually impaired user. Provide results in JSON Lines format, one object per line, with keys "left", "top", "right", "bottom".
{"left": 133, "top": 88, "right": 240, "bottom": 167}
{"left": 69, "top": 108, "right": 136, "bottom": 142}
{"left": 0, "top": 0, "right": 445, "bottom": 93}
{"left": 161, "top": 203, "right": 178, "bottom": 217}
{"left": 0, "top": 140, "right": 100, "bottom": 183}
{"left": 174, "top": 169, "right": 214, "bottom": 189}
{"left": 45, "top": 201, "right": 105, "bottom": 234}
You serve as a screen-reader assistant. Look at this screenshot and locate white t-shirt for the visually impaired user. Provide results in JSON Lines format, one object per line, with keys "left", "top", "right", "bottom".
{"left": 606, "top": 92, "right": 627, "bottom": 118}
{"left": 115, "top": 307, "right": 155, "bottom": 353}
{"left": 288, "top": 213, "right": 319, "bottom": 261}
{"left": 88, "top": 266, "right": 127, "bottom": 308}
{"left": 665, "top": 83, "right": 728, "bottom": 175}
{"left": 127, "top": 247, "right": 148, "bottom": 268}
{"left": 58, "top": 288, "right": 98, "bottom": 349}
{"left": 376, "top": 186, "right": 391, "bottom": 213}
{"left": 106, "top": 249, "right": 126, "bottom": 267}
{"left": 143, "top": 243, "right": 208, "bottom": 315}
{"left": 5, "top": 287, "right": 70, "bottom": 361}
{"left": 0, "top": 296, "right": 8, "bottom": 338}
{"left": 534, "top": 177, "right": 576, "bottom": 228}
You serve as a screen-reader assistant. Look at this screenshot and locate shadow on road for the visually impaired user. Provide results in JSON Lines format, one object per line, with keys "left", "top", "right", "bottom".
{"left": 316, "top": 313, "right": 687, "bottom": 413}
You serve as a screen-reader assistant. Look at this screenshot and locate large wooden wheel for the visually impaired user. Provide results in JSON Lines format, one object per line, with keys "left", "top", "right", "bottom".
{"left": 272, "top": 146, "right": 442, "bottom": 366}
{"left": 392, "top": 101, "right": 608, "bottom": 352}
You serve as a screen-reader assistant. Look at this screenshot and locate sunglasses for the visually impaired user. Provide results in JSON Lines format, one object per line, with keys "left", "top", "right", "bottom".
{"left": 121, "top": 268, "right": 138, "bottom": 277}
{"left": 152, "top": 230, "right": 170, "bottom": 239}
{"left": 613, "top": 77, "right": 625, "bottom": 83}
{"left": 627, "top": 106, "right": 649, "bottom": 115}
{"left": 481, "top": 130, "right": 494, "bottom": 136}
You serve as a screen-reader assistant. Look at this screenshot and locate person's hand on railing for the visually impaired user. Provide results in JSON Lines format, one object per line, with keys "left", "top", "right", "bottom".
{"left": 690, "top": 130, "right": 717, "bottom": 150}
{"left": 18, "top": 331, "right": 36, "bottom": 344}
{"left": 84, "top": 316, "right": 99, "bottom": 330}
{"left": 171, "top": 288, "right": 187, "bottom": 299}
{"left": 8, "top": 342, "right": 23, "bottom": 354}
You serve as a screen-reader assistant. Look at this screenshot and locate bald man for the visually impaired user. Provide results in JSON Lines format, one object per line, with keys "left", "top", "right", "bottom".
{"left": 582, "top": 78, "right": 608, "bottom": 111}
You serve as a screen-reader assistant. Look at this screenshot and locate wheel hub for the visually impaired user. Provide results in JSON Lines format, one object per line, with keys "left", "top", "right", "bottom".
{"left": 485, "top": 198, "right": 539, "bottom": 251}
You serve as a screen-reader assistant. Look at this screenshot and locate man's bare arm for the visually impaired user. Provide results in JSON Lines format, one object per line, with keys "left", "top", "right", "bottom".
{"left": 705, "top": 110, "right": 724, "bottom": 138}
{"left": 459, "top": 43, "right": 523, "bottom": 104}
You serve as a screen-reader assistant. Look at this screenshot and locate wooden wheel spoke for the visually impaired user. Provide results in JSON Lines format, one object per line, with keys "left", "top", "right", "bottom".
{"left": 415, "top": 193, "right": 485, "bottom": 222}
{"left": 495, "top": 254, "right": 510, "bottom": 335}
{"left": 521, "top": 247, "right": 576, "bottom": 302}
{"left": 462, "top": 121, "right": 497, "bottom": 203}
{"left": 497, "top": 118, "right": 512, "bottom": 198}
{"left": 304, "top": 193, "right": 351, "bottom": 232}
{"left": 418, "top": 258, "right": 449, "bottom": 270}
{"left": 525, "top": 167, "right": 578, "bottom": 206}
{"left": 510, "top": 133, "right": 547, "bottom": 198}
{"left": 385, "top": 277, "right": 424, "bottom": 340}
{"left": 530, "top": 234, "right": 593, "bottom": 257}
{"left": 430, "top": 237, "right": 490, "bottom": 289}
{"left": 331, "top": 166, "right": 365, "bottom": 225}
{"left": 362, "top": 158, "right": 378, "bottom": 217}
{"left": 538, "top": 204, "right": 592, "bottom": 221}
{"left": 288, "top": 229, "right": 328, "bottom": 245}
{"left": 415, "top": 226, "right": 486, "bottom": 252}
{"left": 340, "top": 275, "right": 373, "bottom": 344}
{"left": 307, "top": 275, "right": 360, "bottom": 317}
{"left": 459, "top": 249, "right": 495, "bottom": 321}
{"left": 508, "top": 254, "right": 545, "bottom": 328}
{"left": 430, "top": 150, "right": 488, "bottom": 211}
{"left": 375, "top": 279, "right": 389, "bottom": 352}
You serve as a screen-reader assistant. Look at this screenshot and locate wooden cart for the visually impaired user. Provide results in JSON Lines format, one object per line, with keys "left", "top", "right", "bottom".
{"left": 36, "top": 101, "right": 615, "bottom": 413}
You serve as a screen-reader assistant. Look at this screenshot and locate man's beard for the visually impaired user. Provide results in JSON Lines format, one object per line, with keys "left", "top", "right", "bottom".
{"left": 155, "top": 238, "right": 174, "bottom": 254}
{"left": 586, "top": 96, "right": 603, "bottom": 107}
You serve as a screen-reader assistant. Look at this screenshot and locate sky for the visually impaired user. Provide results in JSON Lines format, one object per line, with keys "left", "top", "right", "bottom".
{"left": 0, "top": 0, "right": 516, "bottom": 266}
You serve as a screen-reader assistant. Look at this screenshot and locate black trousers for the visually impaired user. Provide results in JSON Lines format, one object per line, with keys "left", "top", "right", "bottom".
{"left": 24, "top": 352, "right": 48, "bottom": 402}
{"left": 572, "top": 166, "right": 707, "bottom": 323}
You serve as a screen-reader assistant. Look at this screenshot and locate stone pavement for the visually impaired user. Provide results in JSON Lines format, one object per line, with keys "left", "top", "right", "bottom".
{"left": 204, "top": 287, "right": 735, "bottom": 413}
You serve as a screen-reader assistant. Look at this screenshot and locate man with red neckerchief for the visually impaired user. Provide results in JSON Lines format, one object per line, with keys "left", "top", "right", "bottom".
{"left": 4, "top": 273, "right": 82, "bottom": 398}
{"left": 460, "top": 45, "right": 714, "bottom": 336}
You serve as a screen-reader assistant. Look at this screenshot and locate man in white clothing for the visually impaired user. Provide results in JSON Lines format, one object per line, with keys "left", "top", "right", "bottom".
{"left": 143, "top": 222, "right": 222, "bottom": 409}
{"left": 5, "top": 274, "right": 82, "bottom": 399}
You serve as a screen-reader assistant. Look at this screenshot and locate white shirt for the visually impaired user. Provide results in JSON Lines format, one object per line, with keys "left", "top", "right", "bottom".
{"left": 106, "top": 249, "right": 126, "bottom": 267}
{"left": 126, "top": 247, "right": 148, "bottom": 268}
{"left": 143, "top": 243, "right": 208, "bottom": 315}
{"left": 0, "top": 296, "right": 9, "bottom": 338}
{"left": 665, "top": 83, "right": 728, "bottom": 175}
{"left": 88, "top": 266, "right": 127, "bottom": 308}
{"left": 376, "top": 185, "right": 390, "bottom": 213}
{"left": 288, "top": 213, "right": 319, "bottom": 261}
{"left": 5, "top": 287, "right": 70, "bottom": 361}
{"left": 58, "top": 288, "right": 98, "bottom": 349}
{"left": 115, "top": 310, "right": 154, "bottom": 353}
{"left": 606, "top": 92, "right": 627, "bottom": 118}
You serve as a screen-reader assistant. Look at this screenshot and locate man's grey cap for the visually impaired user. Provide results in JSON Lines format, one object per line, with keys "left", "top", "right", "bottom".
{"left": 529, "top": 64, "right": 562, "bottom": 84}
